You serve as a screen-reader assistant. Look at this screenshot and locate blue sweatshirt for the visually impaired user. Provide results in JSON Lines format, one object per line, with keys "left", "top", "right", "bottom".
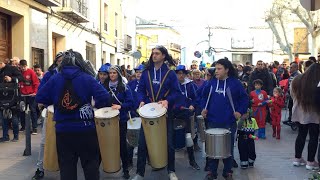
{"left": 108, "top": 84, "right": 134, "bottom": 122}
{"left": 201, "top": 77, "right": 249, "bottom": 124}
{"left": 38, "top": 69, "right": 58, "bottom": 90}
{"left": 137, "top": 63, "right": 179, "bottom": 109}
{"left": 128, "top": 79, "right": 140, "bottom": 117}
{"left": 35, "top": 66, "right": 110, "bottom": 132}
{"left": 173, "top": 78, "right": 198, "bottom": 118}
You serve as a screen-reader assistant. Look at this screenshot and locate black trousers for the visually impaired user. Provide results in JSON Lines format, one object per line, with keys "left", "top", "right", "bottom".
{"left": 237, "top": 131, "right": 256, "bottom": 162}
{"left": 56, "top": 130, "right": 100, "bottom": 180}
{"left": 120, "top": 121, "right": 129, "bottom": 173}
{"left": 288, "top": 98, "right": 293, "bottom": 121}
{"left": 295, "top": 123, "right": 319, "bottom": 162}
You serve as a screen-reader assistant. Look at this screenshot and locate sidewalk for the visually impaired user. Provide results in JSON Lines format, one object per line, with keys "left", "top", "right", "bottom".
{"left": 0, "top": 116, "right": 316, "bottom": 180}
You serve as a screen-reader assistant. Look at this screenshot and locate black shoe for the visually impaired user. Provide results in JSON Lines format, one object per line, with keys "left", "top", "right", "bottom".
{"left": 0, "top": 137, "right": 10, "bottom": 143}
{"left": 19, "top": 127, "right": 25, "bottom": 132}
{"left": 11, "top": 137, "right": 19, "bottom": 142}
{"left": 128, "top": 160, "right": 133, "bottom": 169}
{"left": 122, "top": 171, "right": 130, "bottom": 179}
{"left": 232, "top": 159, "right": 238, "bottom": 168}
{"left": 190, "top": 161, "right": 200, "bottom": 170}
{"left": 249, "top": 162, "right": 254, "bottom": 168}
{"left": 240, "top": 164, "right": 248, "bottom": 169}
{"left": 32, "top": 168, "right": 44, "bottom": 180}
{"left": 283, "top": 119, "right": 292, "bottom": 125}
{"left": 32, "top": 128, "right": 38, "bottom": 135}
{"left": 205, "top": 173, "right": 217, "bottom": 180}
{"left": 222, "top": 173, "right": 233, "bottom": 180}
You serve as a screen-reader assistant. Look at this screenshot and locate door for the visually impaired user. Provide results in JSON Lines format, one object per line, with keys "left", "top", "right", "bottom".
{"left": 32, "top": 47, "right": 44, "bottom": 70}
{"left": 0, "top": 13, "right": 11, "bottom": 61}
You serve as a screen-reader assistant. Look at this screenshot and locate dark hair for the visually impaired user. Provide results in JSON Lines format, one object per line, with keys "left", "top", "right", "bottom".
{"left": 309, "top": 56, "right": 317, "bottom": 63}
{"left": 243, "top": 66, "right": 252, "bottom": 75}
{"left": 33, "top": 64, "right": 41, "bottom": 69}
{"left": 274, "top": 61, "right": 279, "bottom": 66}
{"left": 106, "top": 65, "right": 125, "bottom": 93}
{"left": 253, "top": 79, "right": 263, "bottom": 86}
{"left": 245, "top": 61, "right": 251, "bottom": 66}
{"left": 120, "top": 65, "right": 128, "bottom": 78}
{"left": 19, "top": 59, "right": 28, "bottom": 66}
{"left": 282, "top": 72, "right": 290, "bottom": 79}
{"left": 215, "top": 57, "right": 238, "bottom": 78}
{"left": 291, "top": 63, "right": 320, "bottom": 115}
{"left": 273, "top": 87, "right": 283, "bottom": 96}
{"left": 145, "top": 45, "right": 175, "bottom": 70}
{"left": 305, "top": 60, "right": 314, "bottom": 68}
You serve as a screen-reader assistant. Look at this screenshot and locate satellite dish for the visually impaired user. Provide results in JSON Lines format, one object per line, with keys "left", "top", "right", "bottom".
{"left": 194, "top": 51, "right": 201, "bottom": 58}
{"left": 132, "top": 50, "right": 142, "bottom": 59}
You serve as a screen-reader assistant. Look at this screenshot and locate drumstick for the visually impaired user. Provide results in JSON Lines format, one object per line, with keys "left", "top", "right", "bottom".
{"left": 204, "top": 85, "right": 213, "bottom": 110}
{"left": 128, "top": 111, "right": 133, "bottom": 125}
{"left": 226, "top": 87, "right": 235, "bottom": 113}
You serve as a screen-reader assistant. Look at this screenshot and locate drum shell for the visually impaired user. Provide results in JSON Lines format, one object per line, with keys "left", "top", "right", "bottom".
{"left": 127, "top": 117, "right": 141, "bottom": 147}
{"left": 196, "top": 115, "right": 206, "bottom": 142}
{"left": 190, "top": 115, "right": 196, "bottom": 139}
{"left": 95, "top": 116, "right": 120, "bottom": 173}
{"left": 141, "top": 115, "right": 167, "bottom": 169}
{"left": 205, "top": 128, "right": 231, "bottom": 159}
{"left": 43, "top": 107, "right": 59, "bottom": 171}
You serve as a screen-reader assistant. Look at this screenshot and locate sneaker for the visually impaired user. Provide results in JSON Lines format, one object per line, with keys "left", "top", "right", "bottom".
{"left": 232, "top": 159, "right": 238, "bottom": 168}
{"left": 293, "top": 158, "right": 306, "bottom": 166}
{"left": 32, "top": 168, "right": 44, "bottom": 180}
{"left": 0, "top": 137, "right": 10, "bottom": 143}
{"left": 240, "top": 164, "right": 248, "bottom": 169}
{"left": 205, "top": 173, "right": 217, "bottom": 180}
{"left": 131, "top": 174, "right": 143, "bottom": 180}
{"left": 32, "top": 129, "right": 38, "bottom": 135}
{"left": 249, "top": 162, "right": 254, "bottom": 168}
{"left": 19, "top": 127, "right": 25, "bottom": 132}
{"left": 223, "top": 173, "right": 233, "bottom": 180}
{"left": 283, "top": 120, "right": 292, "bottom": 125}
{"left": 190, "top": 161, "right": 200, "bottom": 170}
{"left": 168, "top": 172, "right": 178, "bottom": 180}
{"left": 306, "top": 161, "right": 319, "bottom": 170}
{"left": 122, "top": 171, "right": 130, "bottom": 179}
{"left": 11, "top": 137, "right": 19, "bottom": 142}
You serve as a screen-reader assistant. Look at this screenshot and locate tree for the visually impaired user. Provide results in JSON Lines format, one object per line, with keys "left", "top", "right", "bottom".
{"left": 265, "top": 0, "right": 320, "bottom": 62}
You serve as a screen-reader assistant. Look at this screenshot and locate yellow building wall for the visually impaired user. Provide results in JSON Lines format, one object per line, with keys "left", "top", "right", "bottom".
{"left": 136, "top": 34, "right": 151, "bottom": 63}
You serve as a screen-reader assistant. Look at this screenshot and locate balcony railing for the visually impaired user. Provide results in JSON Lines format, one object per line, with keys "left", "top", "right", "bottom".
{"left": 124, "top": 35, "right": 132, "bottom": 51}
{"left": 34, "top": 0, "right": 61, "bottom": 6}
{"left": 57, "top": 0, "right": 89, "bottom": 23}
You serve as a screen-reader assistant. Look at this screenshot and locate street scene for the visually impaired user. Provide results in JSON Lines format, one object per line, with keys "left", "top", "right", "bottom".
{"left": 1, "top": 0, "right": 320, "bottom": 180}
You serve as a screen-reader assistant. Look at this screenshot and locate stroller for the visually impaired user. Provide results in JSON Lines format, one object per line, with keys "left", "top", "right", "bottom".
{"left": 0, "top": 79, "right": 25, "bottom": 119}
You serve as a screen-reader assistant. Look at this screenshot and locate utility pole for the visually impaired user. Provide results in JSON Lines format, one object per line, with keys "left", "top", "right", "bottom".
{"left": 205, "top": 26, "right": 214, "bottom": 56}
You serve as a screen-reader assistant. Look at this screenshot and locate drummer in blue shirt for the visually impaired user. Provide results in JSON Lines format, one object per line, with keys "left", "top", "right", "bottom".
{"left": 174, "top": 65, "right": 200, "bottom": 170}
{"left": 132, "top": 45, "right": 180, "bottom": 180}
{"left": 201, "top": 58, "right": 249, "bottom": 180}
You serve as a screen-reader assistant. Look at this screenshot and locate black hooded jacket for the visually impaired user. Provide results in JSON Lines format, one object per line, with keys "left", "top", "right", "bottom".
{"left": 0, "top": 64, "right": 23, "bottom": 83}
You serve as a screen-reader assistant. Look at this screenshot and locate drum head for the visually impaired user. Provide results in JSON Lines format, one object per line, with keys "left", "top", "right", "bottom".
{"left": 196, "top": 115, "right": 204, "bottom": 120}
{"left": 95, "top": 107, "right": 119, "bottom": 119}
{"left": 138, "top": 103, "right": 167, "bottom": 119}
{"left": 41, "top": 108, "right": 47, "bottom": 118}
{"left": 205, "top": 128, "right": 230, "bottom": 135}
{"left": 127, "top": 118, "right": 141, "bottom": 130}
{"left": 47, "top": 105, "right": 54, "bottom": 113}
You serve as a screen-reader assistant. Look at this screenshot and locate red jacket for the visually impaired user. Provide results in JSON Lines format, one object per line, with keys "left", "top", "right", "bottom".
{"left": 19, "top": 68, "right": 40, "bottom": 95}
{"left": 269, "top": 96, "right": 285, "bottom": 116}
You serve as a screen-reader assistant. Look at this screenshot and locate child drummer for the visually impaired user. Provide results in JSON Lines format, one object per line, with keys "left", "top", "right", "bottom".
{"left": 237, "top": 109, "right": 258, "bottom": 169}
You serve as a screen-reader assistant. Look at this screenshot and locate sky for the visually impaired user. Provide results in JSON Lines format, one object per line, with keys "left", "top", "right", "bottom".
{"left": 135, "top": 0, "right": 273, "bottom": 45}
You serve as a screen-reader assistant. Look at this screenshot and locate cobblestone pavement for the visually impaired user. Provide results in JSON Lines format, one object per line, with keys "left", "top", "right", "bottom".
{"left": 0, "top": 112, "right": 317, "bottom": 180}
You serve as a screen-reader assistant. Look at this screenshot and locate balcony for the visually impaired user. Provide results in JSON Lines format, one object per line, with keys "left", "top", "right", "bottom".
{"left": 124, "top": 35, "right": 132, "bottom": 51}
{"left": 169, "top": 43, "right": 181, "bottom": 52}
{"left": 34, "top": 0, "right": 61, "bottom": 6}
{"left": 56, "top": 0, "right": 89, "bottom": 23}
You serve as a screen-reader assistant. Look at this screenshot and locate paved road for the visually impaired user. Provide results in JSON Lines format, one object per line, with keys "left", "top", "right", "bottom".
{"left": 0, "top": 113, "right": 317, "bottom": 180}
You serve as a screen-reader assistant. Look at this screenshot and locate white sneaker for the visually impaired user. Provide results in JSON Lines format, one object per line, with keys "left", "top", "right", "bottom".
{"left": 131, "top": 174, "right": 144, "bottom": 180}
{"left": 168, "top": 172, "right": 178, "bottom": 180}
{"left": 306, "top": 161, "right": 319, "bottom": 170}
{"left": 293, "top": 158, "right": 306, "bottom": 166}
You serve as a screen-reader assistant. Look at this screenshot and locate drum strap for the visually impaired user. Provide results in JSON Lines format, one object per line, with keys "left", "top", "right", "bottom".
{"left": 147, "top": 70, "right": 171, "bottom": 102}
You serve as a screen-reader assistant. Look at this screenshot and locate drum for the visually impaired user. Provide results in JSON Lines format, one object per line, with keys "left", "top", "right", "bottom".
{"left": 95, "top": 107, "right": 120, "bottom": 173}
{"left": 190, "top": 115, "right": 196, "bottom": 139}
{"left": 174, "top": 119, "right": 185, "bottom": 150}
{"left": 43, "top": 105, "right": 59, "bottom": 171}
{"left": 139, "top": 103, "right": 167, "bottom": 169}
{"left": 205, "top": 128, "right": 231, "bottom": 159}
{"left": 196, "top": 115, "right": 206, "bottom": 142}
{"left": 127, "top": 117, "right": 141, "bottom": 147}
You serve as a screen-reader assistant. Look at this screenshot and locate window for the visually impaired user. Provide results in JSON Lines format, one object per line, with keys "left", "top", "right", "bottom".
{"left": 115, "top": 13, "right": 118, "bottom": 37}
{"left": 232, "top": 54, "right": 252, "bottom": 65}
{"left": 86, "top": 42, "right": 96, "bottom": 68}
{"left": 32, "top": 48, "right": 44, "bottom": 70}
{"left": 104, "top": 4, "right": 108, "bottom": 31}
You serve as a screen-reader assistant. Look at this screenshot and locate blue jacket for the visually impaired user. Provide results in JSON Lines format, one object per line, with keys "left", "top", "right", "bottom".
{"left": 38, "top": 69, "right": 58, "bottom": 90}
{"left": 138, "top": 63, "right": 179, "bottom": 109}
{"left": 36, "top": 66, "right": 110, "bottom": 132}
{"left": 201, "top": 77, "right": 249, "bottom": 124}
{"left": 108, "top": 84, "right": 134, "bottom": 122}
{"left": 173, "top": 79, "right": 198, "bottom": 118}
{"left": 128, "top": 79, "right": 140, "bottom": 117}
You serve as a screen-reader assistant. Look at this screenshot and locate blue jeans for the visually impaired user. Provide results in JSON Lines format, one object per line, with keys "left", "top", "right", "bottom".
{"left": 207, "top": 121, "right": 237, "bottom": 176}
{"left": 136, "top": 116, "right": 175, "bottom": 176}
{"left": 0, "top": 110, "right": 19, "bottom": 139}
{"left": 20, "top": 96, "right": 38, "bottom": 129}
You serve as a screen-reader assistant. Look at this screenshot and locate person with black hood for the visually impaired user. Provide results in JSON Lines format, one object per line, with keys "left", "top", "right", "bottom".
{"left": 106, "top": 65, "right": 134, "bottom": 179}
{"left": 132, "top": 45, "right": 180, "bottom": 180}
{"left": 0, "top": 59, "right": 23, "bottom": 142}
{"left": 36, "top": 49, "right": 111, "bottom": 180}
{"left": 32, "top": 52, "right": 64, "bottom": 180}
{"left": 248, "top": 60, "right": 273, "bottom": 95}
{"left": 201, "top": 58, "right": 249, "bottom": 180}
